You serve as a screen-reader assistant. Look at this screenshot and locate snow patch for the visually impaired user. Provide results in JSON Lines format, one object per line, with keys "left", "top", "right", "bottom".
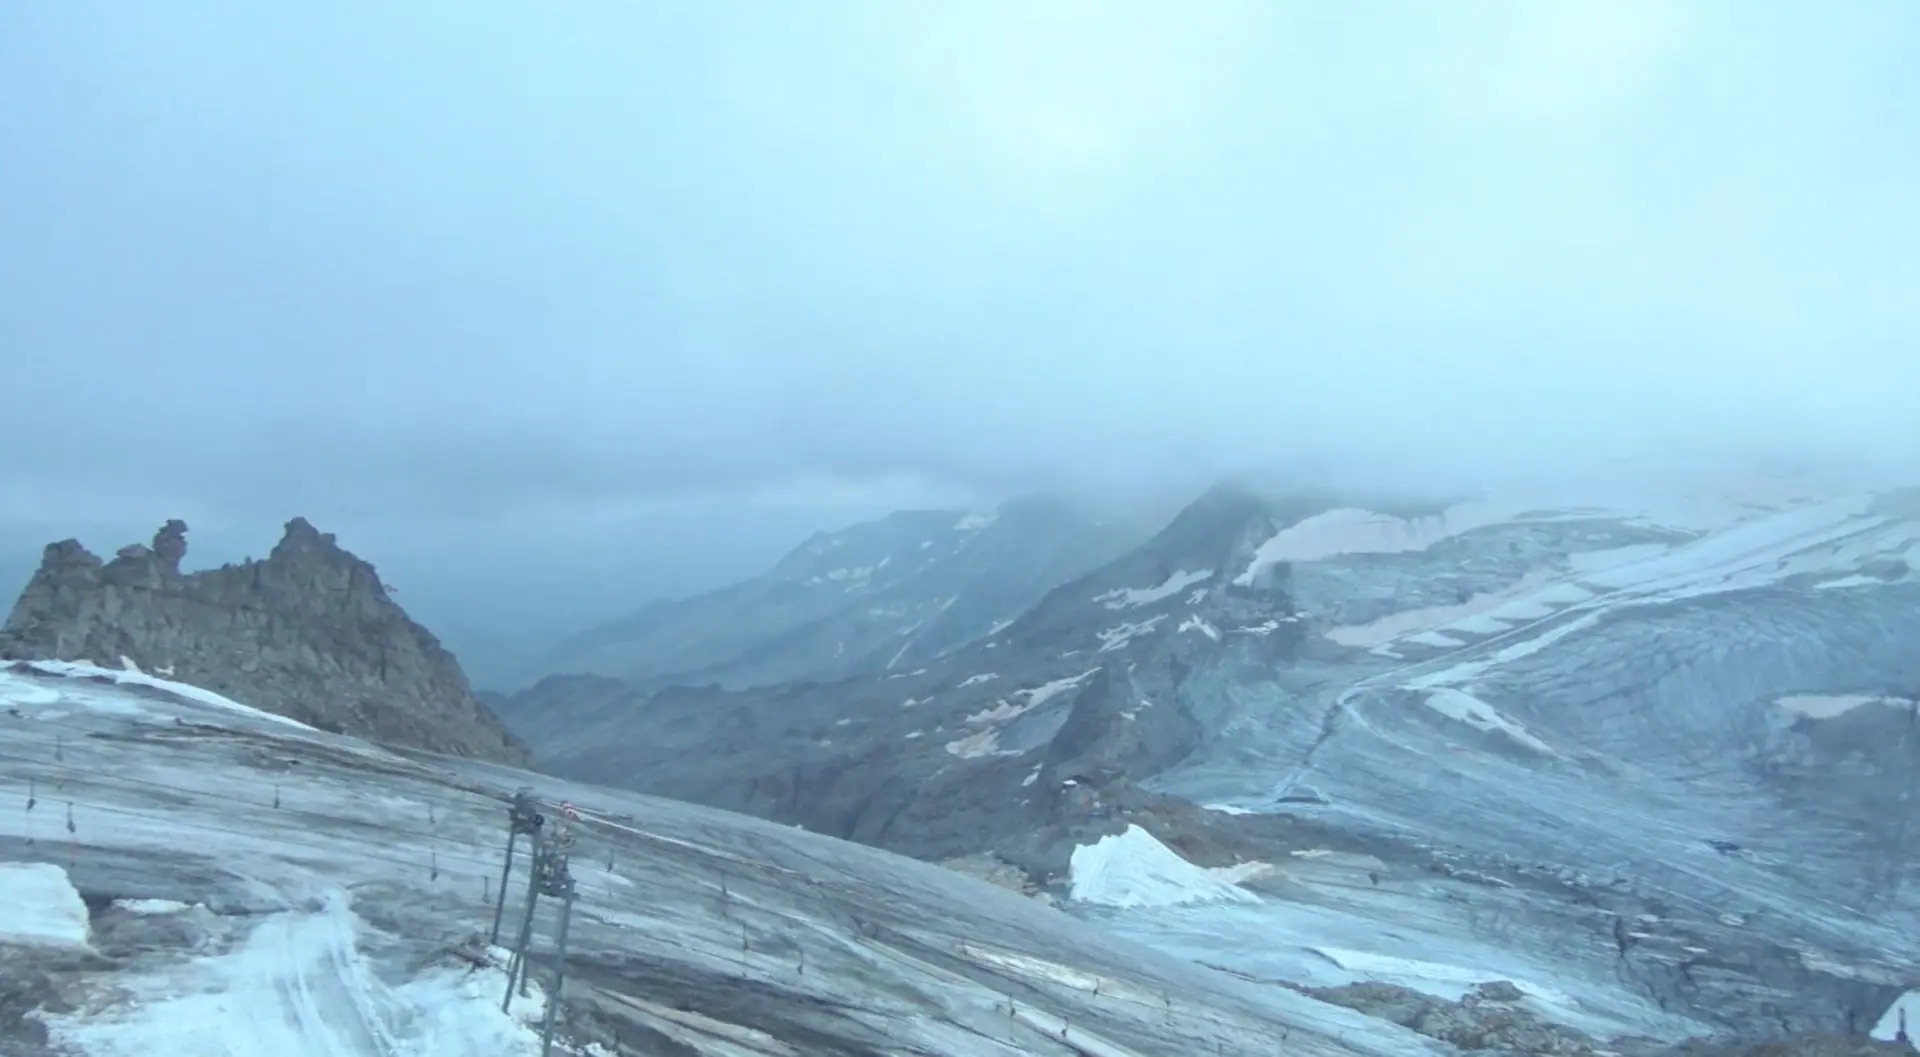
{"left": 1094, "top": 569, "right": 1213, "bottom": 610}
{"left": 1872, "top": 989, "right": 1920, "bottom": 1050}
{"left": 1421, "top": 689, "right": 1557, "bottom": 755}
{"left": 959, "top": 673, "right": 998, "bottom": 687}
{"left": 944, "top": 728, "right": 1013, "bottom": 759}
{"left": 21, "top": 660, "right": 314, "bottom": 730}
{"left": 0, "top": 862, "right": 91, "bottom": 949}
{"left": 1775, "top": 693, "right": 1893, "bottom": 719}
{"left": 1235, "top": 502, "right": 1518, "bottom": 584}
{"left": 45, "top": 892, "right": 548, "bottom": 1057}
{"left": 115, "top": 898, "right": 195, "bottom": 916}
{"left": 1178, "top": 615, "right": 1222, "bottom": 641}
{"left": 1067, "top": 825, "right": 1267, "bottom": 908}
{"left": 955, "top": 511, "right": 996, "bottom": 531}
{"left": 963, "top": 670, "right": 1097, "bottom": 725}
{"left": 1323, "top": 570, "right": 1588, "bottom": 650}
{"left": 1097, "top": 616, "right": 1167, "bottom": 653}
{"left": 0, "top": 669, "right": 65, "bottom": 707}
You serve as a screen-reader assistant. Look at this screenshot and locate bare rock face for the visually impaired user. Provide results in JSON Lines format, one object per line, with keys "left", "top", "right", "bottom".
{"left": 0, "top": 518, "right": 528, "bottom": 764}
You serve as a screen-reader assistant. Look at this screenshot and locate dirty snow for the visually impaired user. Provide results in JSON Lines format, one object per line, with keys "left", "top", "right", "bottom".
{"left": 1094, "top": 569, "right": 1213, "bottom": 610}
{"left": 1068, "top": 825, "right": 1267, "bottom": 909}
{"left": 0, "top": 862, "right": 92, "bottom": 949}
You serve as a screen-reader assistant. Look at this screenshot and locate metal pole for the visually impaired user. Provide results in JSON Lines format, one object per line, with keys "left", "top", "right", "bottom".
{"left": 539, "top": 889, "right": 576, "bottom": 1057}
{"left": 489, "top": 829, "right": 518, "bottom": 946}
{"left": 503, "top": 833, "right": 545, "bottom": 1013}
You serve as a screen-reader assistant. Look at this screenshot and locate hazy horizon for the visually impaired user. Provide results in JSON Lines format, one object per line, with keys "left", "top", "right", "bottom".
{"left": 3, "top": 1, "right": 1916, "bottom": 677}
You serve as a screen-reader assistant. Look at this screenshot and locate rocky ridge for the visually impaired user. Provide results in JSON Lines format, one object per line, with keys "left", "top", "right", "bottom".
{"left": 532, "top": 493, "right": 1145, "bottom": 693}
{"left": 0, "top": 518, "right": 526, "bottom": 764}
{"left": 517, "top": 482, "right": 1311, "bottom": 873}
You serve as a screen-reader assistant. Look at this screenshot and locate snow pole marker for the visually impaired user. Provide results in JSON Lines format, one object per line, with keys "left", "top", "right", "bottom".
{"left": 491, "top": 787, "right": 543, "bottom": 946}
{"left": 537, "top": 847, "right": 578, "bottom": 1057}
{"left": 502, "top": 831, "right": 544, "bottom": 1013}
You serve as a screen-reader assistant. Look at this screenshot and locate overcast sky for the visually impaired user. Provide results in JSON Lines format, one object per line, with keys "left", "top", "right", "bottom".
{"left": 2, "top": 0, "right": 1916, "bottom": 675}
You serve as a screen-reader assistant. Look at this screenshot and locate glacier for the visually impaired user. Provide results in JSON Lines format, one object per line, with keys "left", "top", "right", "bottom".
{"left": 0, "top": 661, "right": 1457, "bottom": 1057}
{"left": 1134, "top": 484, "right": 1920, "bottom": 1042}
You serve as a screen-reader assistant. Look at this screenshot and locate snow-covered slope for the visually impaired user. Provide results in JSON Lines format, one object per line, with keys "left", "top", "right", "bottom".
{"left": 0, "top": 660, "right": 1444, "bottom": 1057}
{"left": 529, "top": 493, "right": 1143, "bottom": 693}
{"left": 522, "top": 474, "right": 1920, "bottom": 1048}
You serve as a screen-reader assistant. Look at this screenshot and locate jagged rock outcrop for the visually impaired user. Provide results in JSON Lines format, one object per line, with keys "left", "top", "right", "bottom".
{"left": 0, "top": 518, "right": 527, "bottom": 764}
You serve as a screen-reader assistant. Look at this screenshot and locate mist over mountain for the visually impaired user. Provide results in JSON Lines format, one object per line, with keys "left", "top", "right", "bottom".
{"left": 6, "top": 1, "right": 1920, "bottom": 1054}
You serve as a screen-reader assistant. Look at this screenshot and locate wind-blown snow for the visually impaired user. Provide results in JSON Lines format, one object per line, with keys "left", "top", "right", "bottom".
{"left": 1068, "top": 825, "right": 1267, "bottom": 909}
{"left": 46, "top": 891, "right": 547, "bottom": 1057}
{"left": 1094, "top": 569, "right": 1213, "bottom": 610}
{"left": 0, "top": 862, "right": 91, "bottom": 949}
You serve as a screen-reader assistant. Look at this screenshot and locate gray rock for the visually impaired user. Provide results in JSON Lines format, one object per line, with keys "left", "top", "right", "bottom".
{"left": 1303, "top": 979, "right": 1603, "bottom": 1054}
{"left": 0, "top": 518, "right": 526, "bottom": 764}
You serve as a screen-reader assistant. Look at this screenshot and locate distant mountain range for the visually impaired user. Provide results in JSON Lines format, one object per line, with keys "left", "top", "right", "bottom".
{"left": 528, "top": 493, "right": 1147, "bottom": 692}
{"left": 499, "top": 472, "right": 1920, "bottom": 1044}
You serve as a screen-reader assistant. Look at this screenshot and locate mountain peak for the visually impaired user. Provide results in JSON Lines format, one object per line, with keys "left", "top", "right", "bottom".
{"left": 0, "top": 518, "right": 525, "bottom": 763}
